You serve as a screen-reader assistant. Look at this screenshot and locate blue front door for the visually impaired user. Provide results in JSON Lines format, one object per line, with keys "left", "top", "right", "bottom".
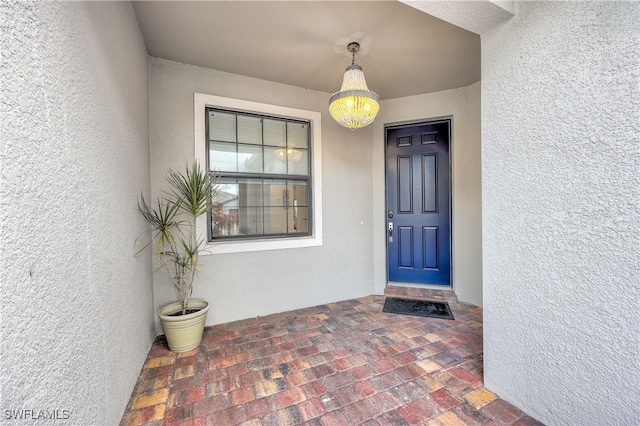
{"left": 386, "top": 120, "right": 451, "bottom": 285}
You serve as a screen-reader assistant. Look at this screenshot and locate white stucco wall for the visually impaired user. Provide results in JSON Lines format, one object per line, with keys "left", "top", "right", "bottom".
{"left": 1, "top": 2, "right": 154, "bottom": 424}
{"left": 149, "top": 58, "right": 376, "bottom": 331}
{"left": 482, "top": 2, "right": 640, "bottom": 425}
{"left": 372, "top": 82, "right": 483, "bottom": 307}
{"left": 402, "top": 0, "right": 514, "bottom": 35}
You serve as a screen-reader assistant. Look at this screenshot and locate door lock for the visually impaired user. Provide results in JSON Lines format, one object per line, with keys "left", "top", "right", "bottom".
{"left": 388, "top": 222, "right": 394, "bottom": 232}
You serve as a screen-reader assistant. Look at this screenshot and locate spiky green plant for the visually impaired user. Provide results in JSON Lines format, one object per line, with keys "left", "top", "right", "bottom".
{"left": 136, "top": 162, "right": 217, "bottom": 315}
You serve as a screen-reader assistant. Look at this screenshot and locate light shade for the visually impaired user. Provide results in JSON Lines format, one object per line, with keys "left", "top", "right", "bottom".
{"left": 329, "top": 43, "right": 380, "bottom": 130}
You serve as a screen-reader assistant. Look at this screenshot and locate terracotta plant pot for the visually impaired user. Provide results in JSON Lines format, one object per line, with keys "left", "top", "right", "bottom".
{"left": 158, "top": 299, "right": 209, "bottom": 353}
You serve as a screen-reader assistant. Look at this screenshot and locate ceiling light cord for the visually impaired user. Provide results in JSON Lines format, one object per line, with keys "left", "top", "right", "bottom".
{"left": 348, "top": 41, "right": 360, "bottom": 66}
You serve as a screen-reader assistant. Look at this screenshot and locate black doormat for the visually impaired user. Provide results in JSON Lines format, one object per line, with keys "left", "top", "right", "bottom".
{"left": 383, "top": 297, "right": 454, "bottom": 320}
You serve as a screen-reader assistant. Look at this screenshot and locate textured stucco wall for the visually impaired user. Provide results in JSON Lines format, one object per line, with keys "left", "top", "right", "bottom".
{"left": 482, "top": 2, "right": 640, "bottom": 424}
{"left": 1, "top": 2, "right": 154, "bottom": 424}
{"left": 402, "top": 0, "right": 514, "bottom": 35}
{"left": 372, "top": 83, "right": 483, "bottom": 307}
{"left": 149, "top": 58, "right": 375, "bottom": 331}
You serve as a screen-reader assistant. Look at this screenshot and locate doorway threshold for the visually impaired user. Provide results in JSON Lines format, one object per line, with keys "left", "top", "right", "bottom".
{"left": 385, "top": 283, "right": 458, "bottom": 303}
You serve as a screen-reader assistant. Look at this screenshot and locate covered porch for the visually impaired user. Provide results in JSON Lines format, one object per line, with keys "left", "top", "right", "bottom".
{"left": 121, "top": 289, "right": 541, "bottom": 425}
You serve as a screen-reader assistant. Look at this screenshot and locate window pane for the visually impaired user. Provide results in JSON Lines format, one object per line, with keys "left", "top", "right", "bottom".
{"left": 212, "top": 178, "right": 238, "bottom": 236}
{"left": 212, "top": 180, "right": 264, "bottom": 237}
{"left": 288, "top": 181, "right": 308, "bottom": 207}
{"left": 289, "top": 206, "right": 308, "bottom": 233}
{"left": 237, "top": 207, "right": 264, "bottom": 236}
{"left": 263, "top": 146, "right": 287, "bottom": 175}
{"left": 209, "top": 111, "right": 236, "bottom": 142}
{"left": 237, "top": 178, "right": 263, "bottom": 207}
{"left": 263, "top": 207, "right": 288, "bottom": 234}
{"left": 237, "top": 115, "right": 262, "bottom": 145}
{"left": 213, "top": 178, "right": 264, "bottom": 208}
{"left": 210, "top": 141, "right": 237, "bottom": 172}
{"left": 212, "top": 206, "right": 238, "bottom": 237}
{"left": 213, "top": 179, "right": 238, "bottom": 207}
{"left": 287, "top": 122, "right": 308, "bottom": 148}
{"left": 287, "top": 149, "right": 309, "bottom": 175}
{"left": 263, "top": 180, "right": 287, "bottom": 207}
{"left": 238, "top": 144, "right": 263, "bottom": 173}
{"left": 264, "top": 119, "right": 286, "bottom": 147}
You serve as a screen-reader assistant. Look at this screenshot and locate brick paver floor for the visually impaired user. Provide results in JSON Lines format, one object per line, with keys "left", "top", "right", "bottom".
{"left": 121, "top": 288, "right": 543, "bottom": 425}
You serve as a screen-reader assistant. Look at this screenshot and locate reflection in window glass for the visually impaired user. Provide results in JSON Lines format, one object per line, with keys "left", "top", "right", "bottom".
{"left": 209, "top": 172, "right": 310, "bottom": 239}
{"left": 288, "top": 181, "right": 308, "bottom": 206}
{"left": 208, "top": 114, "right": 311, "bottom": 240}
{"left": 287, "top": 149, "right": 309, "bottom": 176}
{"left": 237, "top": 207, "right": 264, "bottom": 236}
{"left": 263, "top": 180, "right": 286, "bottom": 207}
{"left": 238, "top": 144, "right": 263, "bottom": 173}
{"left": 263, "top": 147, "right": 287, "bottom": 175}
{"left": 263, "top": 207, "right": 288, "bottom": 234}
{"left": 209, "top": 141, "right": 237, "bottom": 172}
{"left": 207, "top": 108, "right": 311, "bottom": 240}
{"left": 289, "top": 207, "right": 308, "bottom": 233}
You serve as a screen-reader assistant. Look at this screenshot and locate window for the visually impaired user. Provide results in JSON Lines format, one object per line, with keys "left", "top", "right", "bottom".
{"left": 194, "top": 93, "right": 322, "bottom": 254}
{"left": 207, "top": 108, "right": 311, "bottom": 240}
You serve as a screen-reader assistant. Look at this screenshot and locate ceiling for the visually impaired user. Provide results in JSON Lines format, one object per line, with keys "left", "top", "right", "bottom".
{"left": 131, "top": 1, "right": 480, "bottom": 100}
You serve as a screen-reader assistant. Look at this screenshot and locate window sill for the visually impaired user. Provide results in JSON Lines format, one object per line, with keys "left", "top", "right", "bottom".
{"left": 202, "top": 234, "right": 322, "bottom": 255}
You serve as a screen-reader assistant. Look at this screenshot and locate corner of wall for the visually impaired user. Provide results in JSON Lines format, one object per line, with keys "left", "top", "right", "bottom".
{"left": 400, "top": 0, "right": 514, "bottom": 35}
{"left": 2, "top": 2, "right": 155, "bottom": 423}
{"left": 482, "top": 2, "right": 640, "bottom": 423}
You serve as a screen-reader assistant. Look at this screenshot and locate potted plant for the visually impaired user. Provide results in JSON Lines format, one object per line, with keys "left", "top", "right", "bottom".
{"left": 136, "top": 162, "right": 217, "bottom": 352}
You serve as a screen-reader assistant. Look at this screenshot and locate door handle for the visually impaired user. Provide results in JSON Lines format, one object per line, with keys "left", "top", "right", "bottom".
{"left": 388, "top": 222, "right": 394, "bottom": 243}
{"left": 388, "top": 222, "right": 394, "bottom": 232}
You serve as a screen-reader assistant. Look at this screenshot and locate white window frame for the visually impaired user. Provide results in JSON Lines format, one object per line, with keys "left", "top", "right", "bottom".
{"left": 194, "top": 93, "right": 323, "bottom": 254}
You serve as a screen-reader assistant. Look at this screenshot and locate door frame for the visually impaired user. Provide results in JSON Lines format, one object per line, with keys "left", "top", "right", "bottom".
{"left": 384, "top": 116, "right": 454, "bottom": 288}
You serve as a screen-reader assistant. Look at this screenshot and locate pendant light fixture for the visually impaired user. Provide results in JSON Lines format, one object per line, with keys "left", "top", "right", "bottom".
{"left": 329, "top": 42, "right": 380, "bottom": 129}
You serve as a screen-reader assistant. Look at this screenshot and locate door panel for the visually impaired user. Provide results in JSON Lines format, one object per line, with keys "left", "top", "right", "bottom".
{"left": 386, "top": 120, "right": 451, "bottom": 285}
{"left": 422, "top": 154, "right": 437, "bottom": 212}
{"left": 398, "top": 156, "right": 412, "bottom": 213}
{"left": 398, "top": 227, "right": 414, "bottom": 268}
{"left": 422, "top": 227, "right": 439, "bottom": 269}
